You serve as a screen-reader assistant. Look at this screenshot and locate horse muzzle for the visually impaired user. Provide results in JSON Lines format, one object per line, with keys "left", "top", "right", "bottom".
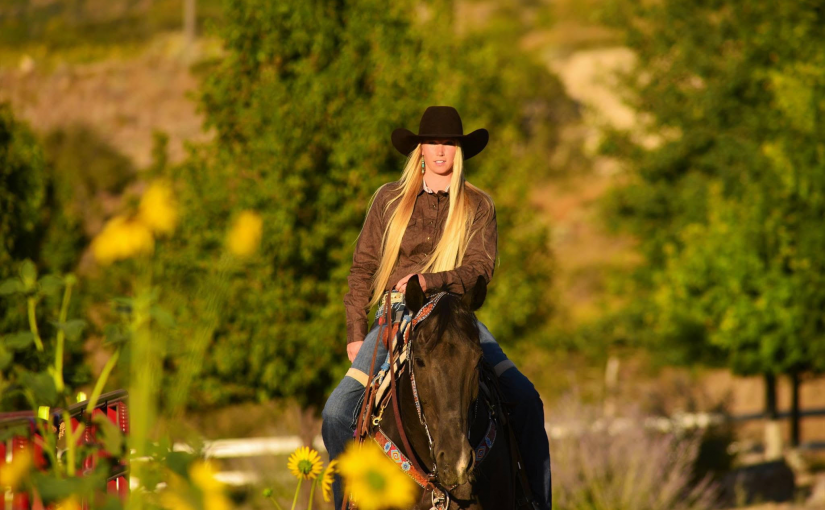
{"left": 435, "top": 439, "right": 475, "bottom": 487}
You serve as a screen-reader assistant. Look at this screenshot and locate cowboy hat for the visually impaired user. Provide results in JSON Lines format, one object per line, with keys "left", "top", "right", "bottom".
{"left": 391, "top": 106, "right": 489, "bottom": 159}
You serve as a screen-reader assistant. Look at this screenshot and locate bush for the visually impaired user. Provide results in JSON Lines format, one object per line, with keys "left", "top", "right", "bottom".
{"left": 550, "top": 400, "right": 717, "bottom": 510}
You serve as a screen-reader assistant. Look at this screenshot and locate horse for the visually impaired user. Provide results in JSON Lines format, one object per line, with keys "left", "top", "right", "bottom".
{"left": 355, "top": 275, "right": 534, "bottom": 509}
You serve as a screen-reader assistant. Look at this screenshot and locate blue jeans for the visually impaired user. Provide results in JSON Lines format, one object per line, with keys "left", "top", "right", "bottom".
{"left": 321, "top": 314, "right": 552, "bottom": 510}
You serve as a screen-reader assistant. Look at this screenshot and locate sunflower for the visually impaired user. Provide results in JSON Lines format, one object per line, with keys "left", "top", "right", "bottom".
{"left": 227, "top": 210, "right": 263, "bottom": 257}
{"left": 337, "top": 441, "right": 416, "bottom": 510}
{"left": 0, "top": 448, "right": 31, "bottom": 490}
{"left": 287, "top": 446, "right": 323, "bottom": 480}
{"left": 138, "top": 180, "right": 178, "bottom": 235}
{"left": 91, "top": 215, "right": 155, "bottom": 264}
{"left": 321, "top": 459, "right": 338, "bottom": 503}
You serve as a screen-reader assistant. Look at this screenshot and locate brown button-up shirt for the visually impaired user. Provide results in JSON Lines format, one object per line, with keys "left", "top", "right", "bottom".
{"left": 344, "top": 181, "right": 497, "bottom": 344}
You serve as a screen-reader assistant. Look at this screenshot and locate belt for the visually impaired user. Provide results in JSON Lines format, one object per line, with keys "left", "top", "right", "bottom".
{"left": 377, "top": 290, "right": 406, "bottom": 314}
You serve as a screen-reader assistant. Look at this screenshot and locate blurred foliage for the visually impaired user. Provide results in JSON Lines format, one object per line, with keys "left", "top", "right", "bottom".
{"left": 0, "top": 102, "right": 47, "bottom": 282}
{"left": 598, "top": 1, "right": 825, "bottom": 375}
{"left": 550, "top": 400, "right": 718, "bottom": 510}
{"left": 140, "top": 0, "right": 575, "bottom": 411}
{"left": 0, "top": 0, "right": 223, "bottom": 52}
{"left": 0, "top": 105, "right": 92, "bottom": 389}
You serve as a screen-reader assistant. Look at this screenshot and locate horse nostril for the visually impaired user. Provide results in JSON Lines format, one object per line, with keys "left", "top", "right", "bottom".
{"left": 436, "top": 450, "right": 448, "bottom": 467}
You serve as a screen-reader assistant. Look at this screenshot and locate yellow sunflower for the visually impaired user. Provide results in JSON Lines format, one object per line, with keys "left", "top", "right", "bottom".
{"left": 287, "top": 446, "right": 323, "bottom": 480}
{"left": 0, "top": 448, "right": 32, "bottom": 490}
{"left": 337, "top": 441, "right": 416, "bottom": 510}
{"left": 91, "top": 215, "right": 155, "bottom": 264}
{"left": 138, "top": 180, "right": 178, "bottom": 235}
{"left": 321, "top": 459, "right": 338, "bottom": 503}
{"left": 226, "top": 210, "right": 263, "bottom": 257}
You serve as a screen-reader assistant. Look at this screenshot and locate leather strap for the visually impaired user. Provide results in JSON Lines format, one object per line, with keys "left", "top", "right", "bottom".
{"left": 389, "top": 331, "right": 429, "bottom": 477}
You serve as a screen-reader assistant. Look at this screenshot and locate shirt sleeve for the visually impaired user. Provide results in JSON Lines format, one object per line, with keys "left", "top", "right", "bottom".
{"left": 423, "top": 196, "right": 497, "bottom": 294}
{"left": 343, "top": 186, "right": 389, "bottom": 345}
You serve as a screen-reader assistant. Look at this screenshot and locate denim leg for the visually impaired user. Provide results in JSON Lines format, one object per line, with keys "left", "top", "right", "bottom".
{"left": 478, "top": 322, "right": 552, "bottom": 510}
{"left": 321, "top": 323, "right": 389, "bottom": 509}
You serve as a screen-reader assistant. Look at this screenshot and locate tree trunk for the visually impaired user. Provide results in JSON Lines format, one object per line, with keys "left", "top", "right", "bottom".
{"left": 764, "top": 373, "right": 783, "bottom": 460}
{"left": 790, "top": 372, "right": 801, "bottom": 448}
{"left": 183, "top": 0, "right": 196, "bottom": 48}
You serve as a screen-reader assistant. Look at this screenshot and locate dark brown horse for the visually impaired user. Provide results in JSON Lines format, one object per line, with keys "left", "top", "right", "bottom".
{"left": 361, "top": 276, "right": 530, "bottom": 509}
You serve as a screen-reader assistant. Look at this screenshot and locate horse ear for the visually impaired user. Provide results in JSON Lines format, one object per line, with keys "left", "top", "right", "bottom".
{"left": 406, "top": 275, "right": 425, "bottom": 315}
{"left": 462, "top": 276, "right": 487, "bottom": 312}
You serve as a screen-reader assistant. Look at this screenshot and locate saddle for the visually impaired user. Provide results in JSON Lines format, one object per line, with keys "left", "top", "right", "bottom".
{"left": 349, "top": 291, "right": 538, "bottom": 510}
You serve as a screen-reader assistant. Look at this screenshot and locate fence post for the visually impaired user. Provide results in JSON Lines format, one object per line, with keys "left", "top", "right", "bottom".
{"left": 764, "top": 372, "right": 783, "bottom": 460}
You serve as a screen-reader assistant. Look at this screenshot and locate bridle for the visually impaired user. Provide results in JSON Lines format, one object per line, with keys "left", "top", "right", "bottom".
{"left": 353, "top": 291, "right": 494, "bottom": 510}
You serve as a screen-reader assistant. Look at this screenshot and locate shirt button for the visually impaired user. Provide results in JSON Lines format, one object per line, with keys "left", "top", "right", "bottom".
{"left": 427, "top": 236, "right": 430, "bottom": 241}
{"left": 429, "top": 220, "right": 434, "bottom": 225}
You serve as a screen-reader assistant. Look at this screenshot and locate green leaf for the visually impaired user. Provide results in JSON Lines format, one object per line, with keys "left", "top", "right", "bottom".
{"left": 19, "top": 259, "right": 37, "bottom": 290}
{"left": 31, "top": 472, "right": 93, "bottom": 500}
{"left": 52, "top": 319, "right": 87, "bottom": 341}
{"left": 104, "top": 324, "right": 129, "bottom": 345}
{"left": 150, "top": 305, "right": 176, "bottom": 328}
{"left": 97, "top": 496, "right": 124, "bottom": 510}
{"left": 0, "top": 278, "right": 23, "bottom": 296}
{"left": 38, "top": 274, "right": 64, "bottom": 296}
{"left": 93, "top": 414, "right": 124, "bottom": 457}
{"left": 20, "top": 371, "right": 58, "bottom": 406}
{"left": 0, "top": 344, "right": 11, "bottom": 370}
{"left": 165, "top": 451, "right": 196, "bottom": 479}
{"left": 3, "top": 331, "right": 34, "bottom": 350}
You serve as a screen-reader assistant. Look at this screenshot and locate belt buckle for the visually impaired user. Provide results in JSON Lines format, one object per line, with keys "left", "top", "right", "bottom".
{"left": 380, "top": 291, "right": 405, "bottom": 309}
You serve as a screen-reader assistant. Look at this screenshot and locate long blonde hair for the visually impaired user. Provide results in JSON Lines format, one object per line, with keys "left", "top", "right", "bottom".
{"left": 368, "top": 143, "right": 484, "bottom": 307}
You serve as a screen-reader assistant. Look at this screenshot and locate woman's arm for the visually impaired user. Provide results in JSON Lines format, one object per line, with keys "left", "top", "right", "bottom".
{"left": 422, "top": 197, "right": 497, "bottom": 293}
{"left": 343, "top": 186, "right": 390, "bottom": 346}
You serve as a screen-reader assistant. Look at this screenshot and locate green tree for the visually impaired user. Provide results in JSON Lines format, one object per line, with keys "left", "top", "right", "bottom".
{"left": 601, "top": 0, "right": 825, "bottom": 443}
{"left": 0, "top": 102, "right": 46, "bottom": 283}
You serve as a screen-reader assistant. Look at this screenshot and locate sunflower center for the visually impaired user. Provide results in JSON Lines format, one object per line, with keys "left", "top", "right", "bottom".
{"left": 365, "top": 470, "right": 387, "bottom": 492}
{"left": 298, "top": 459, "right": 314, "bottom": 474}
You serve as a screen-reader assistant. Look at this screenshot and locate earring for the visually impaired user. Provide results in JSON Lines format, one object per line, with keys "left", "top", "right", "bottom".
{"left": 421, "top": 160, "right": 425, "bottom": 174}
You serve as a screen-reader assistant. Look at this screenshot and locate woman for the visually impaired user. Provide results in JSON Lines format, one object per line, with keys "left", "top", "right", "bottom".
{"left": 322, "top": 106, "right": 551, "bottom": 509}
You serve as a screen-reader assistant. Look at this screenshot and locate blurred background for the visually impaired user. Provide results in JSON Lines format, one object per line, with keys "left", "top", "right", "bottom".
{"left": 2, "top": 0, "right": 825, "bottom": 508}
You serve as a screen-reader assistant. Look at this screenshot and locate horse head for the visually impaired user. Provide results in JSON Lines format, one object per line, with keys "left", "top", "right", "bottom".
{"left": 405, "top": 275, "right": 487, "bottom": 488}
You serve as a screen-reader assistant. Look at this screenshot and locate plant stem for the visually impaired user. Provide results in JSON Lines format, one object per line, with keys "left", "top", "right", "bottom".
{"left": 290, "top": 478, "right": 303, "bottom": 510}
{"left": 27, "top": 297, "right": 44, "bottom": 351}
{"left": 268, "top": 495, "right": 285, "bottom": 510}
{"left": 308, "top": 478, "right": 317, "bottom": 510}
{"left": 30, "top": 405, "right": 61, "bottom": 478}
{"left": 61, "top": 409, "right": 85, "bottom": 477}
{"left": 86, "top": 349, "right": 120, "bottom": 414}
{"left": 53, "top": 279, "right": 74, "bottom": 393}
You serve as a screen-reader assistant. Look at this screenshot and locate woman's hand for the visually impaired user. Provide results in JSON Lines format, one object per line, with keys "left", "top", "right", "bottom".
{"left": 394, "top": 273, "right": 427, "bottom": 294}
{"left": 347, "top": 341, "right": 363, "bottom": 362}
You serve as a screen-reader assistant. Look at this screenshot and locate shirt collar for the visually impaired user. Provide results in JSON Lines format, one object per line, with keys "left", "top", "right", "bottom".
{"left": 422, "top": 177, "right": 450, "bottom": 195}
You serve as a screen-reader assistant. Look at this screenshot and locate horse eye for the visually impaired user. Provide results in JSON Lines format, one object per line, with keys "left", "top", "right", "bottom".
{"left": 414, "top": 358, "right": 426, "bottom": 368}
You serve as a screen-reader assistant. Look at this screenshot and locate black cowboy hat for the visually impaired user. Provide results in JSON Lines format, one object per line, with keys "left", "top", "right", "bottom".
{"left": 392, "top": 106, "right": 489, "bottom": 159}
